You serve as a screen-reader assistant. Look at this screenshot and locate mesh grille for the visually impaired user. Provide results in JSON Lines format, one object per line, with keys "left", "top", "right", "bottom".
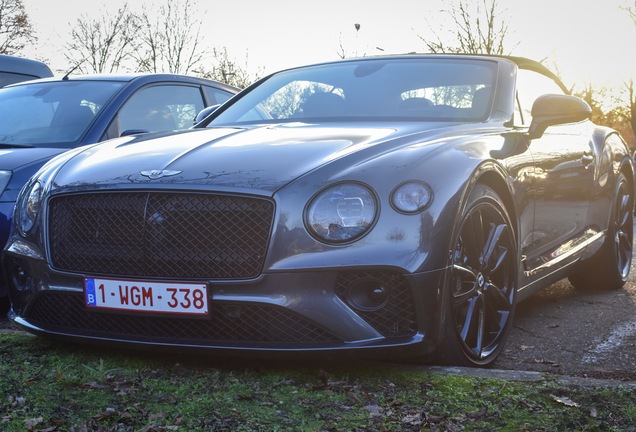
{"left": 48, "top": 192, "right": 274, "bottom": 279}
{"left": 25, "top": 292, "right": 338, "bottom": 345}
{"left": 335, "top": 271, "right": 417, "bottom": 337}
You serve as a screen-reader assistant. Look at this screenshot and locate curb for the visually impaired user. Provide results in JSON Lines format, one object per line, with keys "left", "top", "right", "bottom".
{"left": 421, "top": 365, "right": 636, "bottom": 388}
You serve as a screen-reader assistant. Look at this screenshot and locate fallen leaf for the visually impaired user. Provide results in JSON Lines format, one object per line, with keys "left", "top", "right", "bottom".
{"left": 364, "top": 405, "right": 383, "bottom": 418}
{"left": 24, "top": 417, "right": 44, "bottom": 429}
{"left": 401, "top": 413, "right": 422, "bottom": 425}
{"left": 533, "top": 359, "right": 560, "bottom": 366}
{"left": 551, "top": 394, "right": 580, "bottom": 407}
{"left": 467, "top": 406, "right": 488, "bottom": 420}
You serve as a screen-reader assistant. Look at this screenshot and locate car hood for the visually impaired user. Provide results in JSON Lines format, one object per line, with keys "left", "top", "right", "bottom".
{"left": 0, "top": 147, "right": 68, "bottom": 170}
{"left": 50, "top": 122, "right": 466, "bottom": 194}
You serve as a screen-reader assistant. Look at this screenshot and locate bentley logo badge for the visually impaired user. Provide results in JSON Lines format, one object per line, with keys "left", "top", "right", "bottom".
{"left": 140, "top": 170, "right": 182, "bottom": 180}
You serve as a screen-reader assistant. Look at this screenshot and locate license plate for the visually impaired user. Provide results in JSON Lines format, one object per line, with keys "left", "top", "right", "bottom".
{"left": 84, "top": 277, "right": 208, "bottom": 316}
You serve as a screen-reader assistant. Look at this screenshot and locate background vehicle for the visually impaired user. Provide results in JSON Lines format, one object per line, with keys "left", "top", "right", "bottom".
{"left": 0, "top": 54, "right": 53, "bottom": 87}
{"left": 3, "top": 55, "right": 632, "bottom": 367}
{"left": 0, "top": 74, "right": 239, "bottom": 312}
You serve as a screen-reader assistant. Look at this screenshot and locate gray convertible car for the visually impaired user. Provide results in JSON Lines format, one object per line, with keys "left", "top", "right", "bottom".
{"left": 3, "top": 54, "right": 633, "bottom": 367}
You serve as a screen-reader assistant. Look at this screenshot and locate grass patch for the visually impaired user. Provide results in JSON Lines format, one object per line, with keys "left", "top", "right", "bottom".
{"left": 2, "top": 332, "right": 636, "bottom": 431}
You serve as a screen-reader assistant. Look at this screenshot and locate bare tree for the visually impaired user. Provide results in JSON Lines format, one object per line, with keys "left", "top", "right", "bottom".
{"left": 199, "top": 47, "right": 263, "bottom": 89}
{"left": 64, "top": 3, "right": 139, "bottom": 74}
{"left": 624, "top": 0, "right": 636, "bottom": 25}
{"left": 572, "top": 82, "right": 636, "bottom": 148}
{"left": 625, "top": 79, "right": 636, "bottom": 144}
{"left": 135, "top": 0, "right": 207, "bottom": 74}
{"left": 624, "top": 2, "right": 636, "bottom": 142}
{"left": 62, "top": 0, "right": 260, "bottom": 87}
{"left": 575, "top": 84, "right": 608, "bottom": 125}
{"left": 420, "top": 0, "right": 516, "bottom": 55}
{"left": 0, "top": 0, "right": 35, "bottom": 55}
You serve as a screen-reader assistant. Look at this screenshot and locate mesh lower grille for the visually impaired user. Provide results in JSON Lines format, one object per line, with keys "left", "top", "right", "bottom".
{"left": 335, "top": 271, "right": 417, "bottom": 337}
{"left": 48, "top": 192, "right": 274, "bottom": 279}
{"left": 24, "top": 292, "right": 338, "bottom": 345}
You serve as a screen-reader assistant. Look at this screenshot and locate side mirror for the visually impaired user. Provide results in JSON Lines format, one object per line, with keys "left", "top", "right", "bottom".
{"left": 193, "top": 104, "right": 221, "bottom": 126}
{"left": 120, "top": 129, "right": 150, "bottom": 137}
{"left": 119, "top": 129, "right": 150, "bottom": 136}
{"left": 527, "top": 94, "right": 592, "bottom": 140}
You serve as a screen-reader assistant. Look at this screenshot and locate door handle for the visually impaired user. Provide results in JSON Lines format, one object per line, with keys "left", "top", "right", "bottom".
{"left": 581, "top": 154, "right": 594, "bottom": 166}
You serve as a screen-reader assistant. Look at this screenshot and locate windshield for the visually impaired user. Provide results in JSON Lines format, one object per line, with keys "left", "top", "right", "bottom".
{"left": 0, "top": 80, "right": 125, "bottom": 147}
{"left": 210, "top": 58, "right": 497, "bottom": 126}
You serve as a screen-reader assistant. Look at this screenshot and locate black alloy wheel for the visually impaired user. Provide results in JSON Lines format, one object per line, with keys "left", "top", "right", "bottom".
{"left": 439, "top": 184, "right": 517, "bottom": 367}
{"left": 611, "top": 174, "right": 633, "bottom": 281}
{"left": 569, "top": 171, "right": 633, "bottom": 291}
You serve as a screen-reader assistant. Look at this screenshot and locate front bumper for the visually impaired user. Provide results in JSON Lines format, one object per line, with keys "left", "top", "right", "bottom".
{"left": 4, "top": 245, "right": 446, "bottom": 358}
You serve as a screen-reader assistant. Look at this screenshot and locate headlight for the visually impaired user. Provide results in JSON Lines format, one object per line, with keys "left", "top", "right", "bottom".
{"left": 0, "top": 170, "right": 11, "bottom": 195}
{"left": 306, "top": 183, "right": 377, "bottom": 243}
{"left": 18, "top": 181, "right": 43, "bottom": 235}
{"left": 391, "top": 181, "right": 433, "bottom": 213}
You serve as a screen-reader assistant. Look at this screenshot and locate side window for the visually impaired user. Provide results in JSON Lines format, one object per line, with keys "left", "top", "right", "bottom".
{"left": 115, "top": 85, "right": 206, "bottom": 136}
{"left": 203, "top": 86, "right": 235, "bottom": 105}
{"left": 514, "top": 69, "right": 566, "bottom": 127}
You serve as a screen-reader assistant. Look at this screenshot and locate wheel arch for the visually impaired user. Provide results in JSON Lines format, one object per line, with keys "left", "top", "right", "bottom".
{"left": 462, "top": 163, "right": 520, "bottom": 245}
{"left": 595, "top": 128, "right": 634, "bottom": 213}
{"left": 441, "top": 161, "right": 520, "bottom": 277}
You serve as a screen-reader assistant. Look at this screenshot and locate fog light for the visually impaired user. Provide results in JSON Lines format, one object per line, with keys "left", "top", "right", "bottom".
{"left": 10, "top": 260, "right": 29, "bottom": 291}
{"left": 345, "top": 278, "right": 389, "bottom": 312}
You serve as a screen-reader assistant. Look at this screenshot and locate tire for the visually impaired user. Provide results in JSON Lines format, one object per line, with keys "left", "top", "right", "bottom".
{"left": 568, "top": 172, "right": 633, "bottom": 291}
{"left": 436, "top": 184, "right": 517, "bottom": 367}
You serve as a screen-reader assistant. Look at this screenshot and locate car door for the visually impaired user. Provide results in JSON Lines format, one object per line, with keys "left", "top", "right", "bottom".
{"left": 515, "top": 69, "right": 595, "bottom": 278}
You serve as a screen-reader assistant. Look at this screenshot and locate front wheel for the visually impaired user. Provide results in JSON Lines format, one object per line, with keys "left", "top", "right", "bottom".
{"left": 568, "top": 172, "right": 633, "bottom": 291}
{"left": 436, "top": 184, "right": 517, "bottom": 367}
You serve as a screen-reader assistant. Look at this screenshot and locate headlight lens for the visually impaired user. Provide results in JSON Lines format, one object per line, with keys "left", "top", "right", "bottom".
{"left": 19, "top": 181, "right": 43, "bottom": 235}
{"left": 306, "top": 183, "right": 377, "bottom": 243}
{"left": 391, "top": 181, "right": 432, "bottom": 213}
{"left": 0, "top": 170, "right": 11, "bottom": 195}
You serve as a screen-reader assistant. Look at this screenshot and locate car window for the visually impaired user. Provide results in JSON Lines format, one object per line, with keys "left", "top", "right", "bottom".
{"left": 0, "top": 81, "right": 124, "bottom": 147}
{"left": 514, "top": 69, "right": 566, "bottom": 127}
{"left": 117, "top": 84, "right": 206, "bottom": 135}
{"left": 203, "top": 85, "right": 235, "bottom": 105}
{"left": 210, "top": 59, "right": 497, "bottom": 125}
{"left": 0, "top": 71, "right": 43, "bottom": 87}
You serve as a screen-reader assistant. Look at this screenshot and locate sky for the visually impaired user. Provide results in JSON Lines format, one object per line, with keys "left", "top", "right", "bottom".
{"left": 19, "top": 0, "right": 636, "bottom": 93}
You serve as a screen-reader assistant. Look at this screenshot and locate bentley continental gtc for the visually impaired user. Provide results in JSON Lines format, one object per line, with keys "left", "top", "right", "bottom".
{"left": 4, "top": 55, "right": 633, "bottom": 366}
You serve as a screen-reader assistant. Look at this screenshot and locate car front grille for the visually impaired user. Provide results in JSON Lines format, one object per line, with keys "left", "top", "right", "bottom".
{"left": 24, "top": 292, "right": 338, "bottom": 346}
{"left": 48, "top": 192, "right": 274, "bottom": 280}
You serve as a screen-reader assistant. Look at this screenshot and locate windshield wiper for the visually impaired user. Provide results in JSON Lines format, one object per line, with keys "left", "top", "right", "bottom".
{"left": 0, "top": 142, "right": 34, "bottom": 148}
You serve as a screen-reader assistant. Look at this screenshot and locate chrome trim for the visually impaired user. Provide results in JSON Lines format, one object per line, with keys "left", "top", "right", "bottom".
{"left": 523, "top": 230, "right": 605, "bottom": 277}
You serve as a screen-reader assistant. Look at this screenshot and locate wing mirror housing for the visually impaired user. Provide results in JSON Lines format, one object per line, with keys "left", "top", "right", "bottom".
{"left": 193, "top": 104, "right": 221, "bottom": 126}
{"left": 120, "top": 129, "right": 150, "bottom": 137}
{"left": 527, "top": 94, "right": 592, "bottom": 140}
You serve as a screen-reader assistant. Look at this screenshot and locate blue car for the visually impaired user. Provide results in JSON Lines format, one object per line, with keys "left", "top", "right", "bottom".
{"left": 0, "top": 73, "right": 239, "bottom": 311}
{"left": 0, "top": 54, "right": 53, "bottom": 87}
